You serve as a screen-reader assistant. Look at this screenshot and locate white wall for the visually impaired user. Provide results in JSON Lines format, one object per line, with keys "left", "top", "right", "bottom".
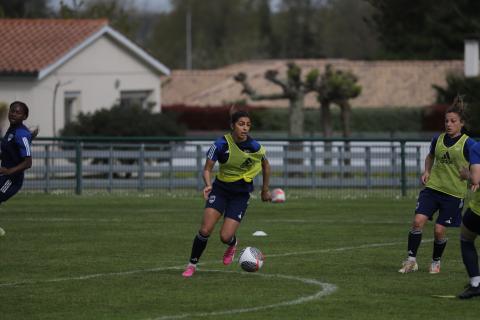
{"left": 0, "top": 35, "right": 162, "bottom": 137}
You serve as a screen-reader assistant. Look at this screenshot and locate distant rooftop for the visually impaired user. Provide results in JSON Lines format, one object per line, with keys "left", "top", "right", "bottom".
{"left": 161, "top": 59, "right": 464, "bottom": 108}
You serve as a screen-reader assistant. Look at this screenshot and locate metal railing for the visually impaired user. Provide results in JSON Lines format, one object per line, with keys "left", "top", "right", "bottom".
{"left": 25, "top": 137, "right": 430, "bottom": 197}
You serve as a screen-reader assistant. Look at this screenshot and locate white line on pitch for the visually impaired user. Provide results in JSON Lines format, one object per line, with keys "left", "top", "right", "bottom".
{"left": 150, "top": 270, "right": 337, "bottom": 320}
{"left": 0, "top": 239, "right": 422, "bottom": 288}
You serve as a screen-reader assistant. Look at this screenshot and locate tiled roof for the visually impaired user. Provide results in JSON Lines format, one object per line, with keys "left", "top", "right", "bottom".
{"left": 0, "top": 19, "right": 108, "bottom": 75}
{"left": 162, "top": 59, "right": 464, "bottom": 108}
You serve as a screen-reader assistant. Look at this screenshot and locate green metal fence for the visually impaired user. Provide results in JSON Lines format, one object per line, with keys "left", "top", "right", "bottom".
{"left": 25, "top": 137, "right": 430, "bottom": 198}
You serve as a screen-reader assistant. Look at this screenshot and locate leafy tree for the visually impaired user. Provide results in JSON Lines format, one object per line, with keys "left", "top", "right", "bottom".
{"left": 316, "top": 64, "right": 362, "bottom": 138}
{"left": 433, "top": 73, "right": 480, "bottom": 136}
{"left": 148, "top": 0, "right": 277, "bottom": 69}
{"left": 58, "top": 0, "right": 139, "bottom": 39}
{"left": 322, "top": 0, "right": 379, "bottom": 59}
{"left": 272, "top": 0, "right": 323, "bottom": 58}
{"left": 0, "top": 0, "right": 50, "bottom": 17}
{"left": 365, "top": 0, "right": 480, "bottom": 59}
{"left": 234, "top": 62, "right": 319, "bottom": 138}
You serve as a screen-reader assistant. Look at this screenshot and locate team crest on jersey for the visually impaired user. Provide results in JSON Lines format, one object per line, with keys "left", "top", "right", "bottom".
{"left": 208, "top": 195, "right": 216, "bottom": 204}
{"left": 439, "top": 152, "right": 452, "bottom": 164}
{"left": 240, "top": 157, "right": 254, "bottom": 169}
{"left": 7, "top": 134, "right": 13, "bottom": 142}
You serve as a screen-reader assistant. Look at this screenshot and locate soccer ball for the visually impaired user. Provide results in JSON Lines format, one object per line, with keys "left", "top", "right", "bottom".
{"left": 271, "top": 188, "right": 286, "bottom": 203}
{"left": 238, "top": 247, "right": 264, "bottom": 272}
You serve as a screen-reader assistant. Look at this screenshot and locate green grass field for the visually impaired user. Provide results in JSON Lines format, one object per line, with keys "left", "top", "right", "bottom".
{"left": 0, "top": 193, "right": 477, "bottom": 320}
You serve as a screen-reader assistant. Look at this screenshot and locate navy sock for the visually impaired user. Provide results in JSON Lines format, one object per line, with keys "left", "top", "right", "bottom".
{"left": 226, "top": 235, "right": 237, "bottom": 246}
{"left": 407, "top": 230, "right": 422, "bottom": 257}
{"left": 189, "top": 232, "right": 209, "bottom": 264}
{"left": 432, "top": 238, "right": 447, "bottom": 261}
{"left": 461, "top": 238, "right": 480, "bottom": 278}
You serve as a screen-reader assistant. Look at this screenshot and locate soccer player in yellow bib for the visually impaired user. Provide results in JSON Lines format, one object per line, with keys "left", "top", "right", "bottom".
{"left": 457, "top": 142, "right": 480, "bottom": 299}
{"left": 182, "top": 110, "right": 271, "bottom": 277}
{"left": 399, "top": 96, "right": 475, "bottom": 274}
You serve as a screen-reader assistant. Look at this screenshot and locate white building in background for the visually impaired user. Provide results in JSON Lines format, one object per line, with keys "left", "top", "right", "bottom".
{"left": 0, "top": 19, "right": 170, "bottom": 137}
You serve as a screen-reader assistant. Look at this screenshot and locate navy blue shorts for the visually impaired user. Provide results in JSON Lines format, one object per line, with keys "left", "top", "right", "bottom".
{"left": 205, "top": 184, "right": 250, "bottom": 222}
{"left": 0, "top": 175, "right": 23, "bottom": 204}
{"left": 462, "top": 208, "right": 480, "bottom": 235}
{"left": 415, "top": 188, "right": 463, "bottom": 227}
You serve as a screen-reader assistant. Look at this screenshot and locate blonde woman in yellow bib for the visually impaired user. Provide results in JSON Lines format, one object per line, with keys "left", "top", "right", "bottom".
{"left": 399, "top": 96, "right": 475, "bottom": 274}
{"left": 182, "top": 110, "right": 271, "bottom": 277}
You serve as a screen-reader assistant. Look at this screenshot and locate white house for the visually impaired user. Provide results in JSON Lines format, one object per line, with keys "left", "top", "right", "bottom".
{"left": 0, "top": 19, "right": 170, "bottom": 137}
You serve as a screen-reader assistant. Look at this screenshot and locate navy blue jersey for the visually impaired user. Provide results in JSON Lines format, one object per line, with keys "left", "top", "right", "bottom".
{"left": 471, "top": 142, "right": 480, "bottom": 165}
{"left": 0, "top": 124, "right": 32, "bottom": 179}
{"left": 429, "top": 133, "right": 475, "bottom": 161}
{"left": 206, "top": 135, "right": 265, "bottom": 193}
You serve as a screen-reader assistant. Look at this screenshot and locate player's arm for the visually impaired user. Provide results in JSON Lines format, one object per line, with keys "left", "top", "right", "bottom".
{"left": 0, "top": 157, "right": 32, "bottom": 176}
{"left": 421, "top": 153, "right": 434, "bottom": 185}
{"left": 470, "top": 164, "right": 480, "bottom": 192}
{"left": 202, "top": 159, "right": 215, "bottom": 200}
{"left": 260, "top": 157, "right": 271, "bottom": 202}
{"left": 30, "top": 126, "right": 39, "bottom": 139}
{"left": 0, "top": 131, "right": 33, "bottom": 175}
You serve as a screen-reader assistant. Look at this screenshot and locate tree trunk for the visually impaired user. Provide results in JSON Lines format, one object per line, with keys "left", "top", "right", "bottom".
{"left": 285, "top": 94, "right": 305, "bottom": 177}
{"left": 320, "top": 100, "right": 333, "bottom": 177}
{"left": 288, "top": 94, "right": 304, "bottom": 138}
{"left": 320, "top": 100, "right": 332, "bottom": 138}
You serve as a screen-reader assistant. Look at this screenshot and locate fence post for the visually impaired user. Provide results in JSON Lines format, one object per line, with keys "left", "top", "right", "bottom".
{"left": 169, "top": 142, "right": 174, "bottom": 191}
{"left": 197, "top": 145, "right": 203, "bottom": 190}
{"left": 44, "top": 144, "right": 50, "bottom": 193}
{"left": 75, "top": 140, "right": 83, "bottom": 195}
{"left": 310, "top": 143, "right": 316, "bottom": 189}
{"left": 400, "top": 140, "right": 407, "bottom": 197}
{"left": 283, "top": 144, "right": 288, "bottom": 187}
{"left": 138, "top": 143, "right": 145, "bottom": 192}
{"left": 108, "top": 145, "right": 113, "bottom": 192}
{"left": 366, "top": 146, "right": 371, "bottom": 189}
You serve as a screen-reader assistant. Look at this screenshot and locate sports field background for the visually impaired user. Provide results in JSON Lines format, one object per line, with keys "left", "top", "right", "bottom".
{"left": 0, "top": 193, "right": 476, "bottom": 320}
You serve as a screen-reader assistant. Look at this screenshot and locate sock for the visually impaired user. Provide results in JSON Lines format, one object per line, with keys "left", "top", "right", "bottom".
{"left": 407, "top": 229, "right": 422, "bottom": 258}
{"left": 460, "top": 238, "right": 480, "bottom": 279}
{"left": 471, "top": 276, "right": 480, "bottom": 287}
{"left": 226, "top": 235, "right": 237, "bottom": 247}
{"left": 432, "top": 238, "right": 447, "bottom": 261}
{"left": 188, "top": 232, "right": 209, "bottom": 264}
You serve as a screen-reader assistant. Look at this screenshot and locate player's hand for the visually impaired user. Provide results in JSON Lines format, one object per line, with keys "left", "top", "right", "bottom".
{"left": 0, "top": 167, "right": 11, "bottom": 175}
{"left": 261, "top": 189, "right": 271, "bottom": 202}
{"left": 420, "top": 172, "right": 430, "bottom": 185}
{"left": 459, "top": 167, "right": 470, "bottom": 181}
{"left": 471, "top": 183, "right": 479, "bottom": 192}
{"left": 203, "top": 185, "right": 212, "bottom": 200}
{"left": 29, "top": 126, "right": 40, "bottom": 139}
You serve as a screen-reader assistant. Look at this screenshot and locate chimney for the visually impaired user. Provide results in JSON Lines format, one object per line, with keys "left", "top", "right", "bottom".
{"left": 464, "top": 38, "right": 479, "bottom": 77}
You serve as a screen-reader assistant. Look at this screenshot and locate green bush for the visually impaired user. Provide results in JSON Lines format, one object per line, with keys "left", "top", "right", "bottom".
{"left": 61, "top": 104, "right": 185, "bottom": 137}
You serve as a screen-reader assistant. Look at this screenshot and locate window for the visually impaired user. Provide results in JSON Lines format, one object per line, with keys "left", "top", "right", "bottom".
{"left": 64, "top": 91, "right": 81, "bottom": 125}
{"left": 120, "top": 90, "right": 152, "bottom": 109}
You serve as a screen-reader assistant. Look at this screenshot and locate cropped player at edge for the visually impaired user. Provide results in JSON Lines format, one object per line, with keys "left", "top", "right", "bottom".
{"left": 399, "top": 95, "right": 475, "bottom": 274}
{"left": 0, "top": 101, "right": 37, "bottom": 237}
{"left": 182, "top": 110, "right": 271, "bottom": 278}
{"left": 457, "top": 141, "right": 480, "bottom": 299}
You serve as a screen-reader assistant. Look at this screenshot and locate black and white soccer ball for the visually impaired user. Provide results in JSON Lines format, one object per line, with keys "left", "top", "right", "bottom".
{"left": 238, "top": 246, "right": 264, "bottom": 272}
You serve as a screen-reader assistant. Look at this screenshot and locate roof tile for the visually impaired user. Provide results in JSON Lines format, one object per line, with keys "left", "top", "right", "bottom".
{"left": 0, "top": 19, "right": 107, "bottom": 75}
